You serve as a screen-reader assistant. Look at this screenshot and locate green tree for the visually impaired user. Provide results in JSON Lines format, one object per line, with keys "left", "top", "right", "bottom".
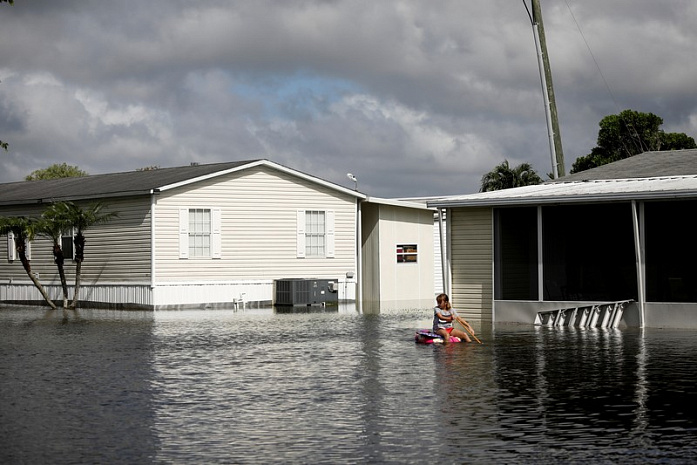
{"left": 661, "top": 132, "right": 697, "bottom": 151}
{"left": 52, "top": 202, "right": 118, "bottom": 308}
{"left": 25, "top": 163, "right": 88, "bottom": 181}
{"left": 36, "top": 204, "right": 74, "bottom": 307}
{"left": 571, "top": 109, "right": 697, "bottom": 173}
{"left": 480, "top": 160, "right": 542, "bottom": 192}
{"left": 0, "top": 216, "right": 57, "bottom": 309}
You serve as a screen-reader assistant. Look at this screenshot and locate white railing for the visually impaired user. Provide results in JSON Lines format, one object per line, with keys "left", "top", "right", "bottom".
{"left": 534, "top": 300, "right": 633, "bottom": 328}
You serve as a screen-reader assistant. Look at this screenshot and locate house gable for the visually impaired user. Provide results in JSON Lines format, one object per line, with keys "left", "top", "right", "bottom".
{"left": 150, "top": 164, "right": 359, "bottom": 294}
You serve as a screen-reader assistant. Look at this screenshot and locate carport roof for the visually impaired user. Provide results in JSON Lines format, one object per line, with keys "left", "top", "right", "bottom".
{"left": 428, "top": 149, "right": 697, "bottom": 208}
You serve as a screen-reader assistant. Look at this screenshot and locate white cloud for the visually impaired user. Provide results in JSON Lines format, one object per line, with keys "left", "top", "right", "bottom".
{"left": 0, "top": 0, "right": 696, "bottom": 196}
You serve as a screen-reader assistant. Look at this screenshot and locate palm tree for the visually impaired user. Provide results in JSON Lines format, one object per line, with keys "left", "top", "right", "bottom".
{"left": 37, "top": 204, "right": 74, "bottom": 307}
{"left": 480, "top": 160, "right": 543, "bottom": 192}
{"left": 0, "top": 216, "right": 57, "bottom": 309}
{"left": 53, "top": 202, "right": 118, "bottom": 308}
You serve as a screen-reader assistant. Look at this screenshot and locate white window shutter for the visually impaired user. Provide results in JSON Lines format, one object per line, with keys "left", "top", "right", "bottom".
{"left": 179, "top": 208, "right": 189, "bottom": 259}
{"left": 211, "top": 208, "right": 222, "bottom": 259}
{"left": 7, "top": 232, "right": 16, "bottom": 261}
{"left": 326, "top": 210, "right": 335, "bottom": 258}
{"left": 296, "top": 210, "right": 306, "bottom": 258}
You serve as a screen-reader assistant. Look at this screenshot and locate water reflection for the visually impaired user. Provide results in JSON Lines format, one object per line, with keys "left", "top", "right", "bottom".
{"left": 0, "top": 307, "right": 159, "bottom": 464}
{"left": 1, "top": 305, "right": 697, "bottom": 464}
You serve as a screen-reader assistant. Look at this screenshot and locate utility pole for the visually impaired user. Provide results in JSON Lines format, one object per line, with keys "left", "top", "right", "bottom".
{"left": 528, "top": 0, "right": 565, "bottom": 178}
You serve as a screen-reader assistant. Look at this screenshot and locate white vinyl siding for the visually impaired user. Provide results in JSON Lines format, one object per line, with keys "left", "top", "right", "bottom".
{"left": 0, "top": 198, "right": 152, "bottom": 285}
{"left": 154, "top": 166, "right": 355, "bottom": 282}
{"left": 449, "top": 207, "right": 493, "bottom": 322}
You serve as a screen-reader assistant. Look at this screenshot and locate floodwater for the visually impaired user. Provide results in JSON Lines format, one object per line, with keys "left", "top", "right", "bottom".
{"left": 1, "top": 304, "right": 696, "bottom": 464}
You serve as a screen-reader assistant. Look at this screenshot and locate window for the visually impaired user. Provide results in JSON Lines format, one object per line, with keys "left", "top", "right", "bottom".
{"left": 297, "top": 210, "right": 334, "bottom": 258}
{"left": 189, "top": 208, "right": 211, "bottom": 257}
{"left": 179, "top": 208, "right": 221, "bottom": 259}
{"left": 61, "top": 228, "right": 75, "bottom": 261}
{"left": 645, "top": 200, "right": 697, "bottom": 302}
{"left": 305, "top": 210, "right": 326, "bottom": 257}
{"left": 542, "top": 204, "right": 636, "bottom": 302}
{"left": 494, "top": 207, "right": 538, "bottom": 300}
{"left": 495, "top": 204, "right": 638, "bottom": 302}
{"left": 396, "top": 244, "right": 417, "bottom": 263}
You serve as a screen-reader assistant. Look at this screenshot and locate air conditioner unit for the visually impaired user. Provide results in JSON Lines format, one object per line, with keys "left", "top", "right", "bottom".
{"left": 274, "top": 278, "right": 338, "bottom": 306}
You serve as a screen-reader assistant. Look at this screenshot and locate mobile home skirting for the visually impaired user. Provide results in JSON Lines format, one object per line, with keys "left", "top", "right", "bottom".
{"left": 1, "top": 279, "right": 358, "bottom": 310}
{"left": 1, "top": 282, "right": 153, "bottom": 309}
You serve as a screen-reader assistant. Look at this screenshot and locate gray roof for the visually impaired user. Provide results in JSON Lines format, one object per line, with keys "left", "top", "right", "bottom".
{"left": 552, "top": 148, "right": 697, "bottom": 182}
{"left": 0, "top": 159, "right": 365, "bottom": 206}
{"left": 428, "top": 149, "right": 697, "bottom": 208}
{"left": 0, "top": 160, "right": 255, "bottom": 205}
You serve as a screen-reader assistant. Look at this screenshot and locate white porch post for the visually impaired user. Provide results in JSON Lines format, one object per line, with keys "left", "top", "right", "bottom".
{"left": 537, "top": 206, "right": 544, "bottom": 301}
{"left": 438, "top": 208, "right": 448, "bottom": 295}
{"left": 632, "top": 200, "right": 646, "bottom": 327}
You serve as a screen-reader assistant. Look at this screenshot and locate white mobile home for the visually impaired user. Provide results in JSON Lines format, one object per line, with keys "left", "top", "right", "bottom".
{"left": 429, "top": 149, "right": 697, "bottom": 329}
{"left": 1, "top": 159, "right": 437, "bottom": 311}
{"left": 0, "top": 160, "right": 365, "bottom": 309}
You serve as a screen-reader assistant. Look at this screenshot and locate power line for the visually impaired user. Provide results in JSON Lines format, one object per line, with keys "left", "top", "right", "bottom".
{"left": 563, "top": 0, "right": 619, "bottom": 112}
{"left": 563, "top": 0, "right": 647, "bottom": 155}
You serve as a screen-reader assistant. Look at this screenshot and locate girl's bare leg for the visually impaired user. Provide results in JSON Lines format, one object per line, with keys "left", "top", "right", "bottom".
{"left": 451, "top": 328, "right": 471, "bottom": 343}
{"left": 436, "top": 328, "right": 451, "bottom": 344}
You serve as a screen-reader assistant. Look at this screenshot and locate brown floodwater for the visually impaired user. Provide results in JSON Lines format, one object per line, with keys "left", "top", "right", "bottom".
{"left": 1, "top": 305, "right": 696, "bottom": 464}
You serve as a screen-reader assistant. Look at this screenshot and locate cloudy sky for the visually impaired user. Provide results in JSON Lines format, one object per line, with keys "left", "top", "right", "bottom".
{"left": 1, "top": 1, "right": 696, "bottom": 198}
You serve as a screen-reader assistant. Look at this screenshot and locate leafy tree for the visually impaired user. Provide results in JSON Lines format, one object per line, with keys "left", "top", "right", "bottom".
{"left": 37, "top": 205, "right": 74, "bottom": 307}
{"left": 0, "top": 216, "right": 57, "bottom": 309}
{"left": 661, "top": 132, "right": 697, "bottom": 151}
{"left": 1, "top": 201, "right": 117, "bottom": 309}
{"left": 571, "top": 109, "right": 697, "bottom": 173}
{"left": 25, "top": 163, "right": 88, "bottom": 181}
{"left": 51, "top": 202, "right": 118, "bottom": 308}
{"left": 480, "top": 160, "right": 542, "bottom": 192}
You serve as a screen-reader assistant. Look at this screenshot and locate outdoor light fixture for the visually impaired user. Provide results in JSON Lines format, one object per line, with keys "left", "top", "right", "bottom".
{"left": 347, "top": 173, "right": 357, "bottom": 190}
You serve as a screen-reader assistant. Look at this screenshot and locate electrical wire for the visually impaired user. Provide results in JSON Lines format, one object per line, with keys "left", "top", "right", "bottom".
{"left": 563, "top": 0, "right": 647, "bottom": 155}
{"left": 522, "top": 0, "right": 533, "bottom": 24}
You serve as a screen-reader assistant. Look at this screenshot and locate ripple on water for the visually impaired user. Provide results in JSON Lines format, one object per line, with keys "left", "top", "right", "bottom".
{"left": 2, "top": 307, "right": 697, "bottom": 463}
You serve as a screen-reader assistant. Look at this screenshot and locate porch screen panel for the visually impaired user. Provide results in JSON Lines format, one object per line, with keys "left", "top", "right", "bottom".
{"left": 495, "top": 207, "right": 538, "bottom": 300}
{"left": 542, "top": 203, "right": 637, "bottom": 302}
{"left": 645, "top": 200, "right": 697, "bottom": 302}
